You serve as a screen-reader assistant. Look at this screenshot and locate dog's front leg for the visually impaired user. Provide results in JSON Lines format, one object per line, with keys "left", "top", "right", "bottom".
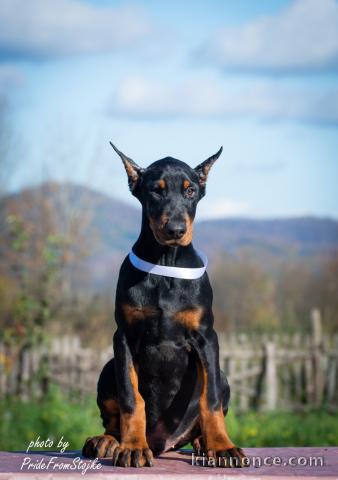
{"left": 191, "top": 329, "right": 246, "bottom": 467}
{"left": 112, "top": 329, "right": 153, "bottom": 468}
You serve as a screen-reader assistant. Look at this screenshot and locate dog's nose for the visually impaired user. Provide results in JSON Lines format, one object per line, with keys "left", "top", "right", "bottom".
{"left": 165, "top": 221, "right": 186, "bottom": 239}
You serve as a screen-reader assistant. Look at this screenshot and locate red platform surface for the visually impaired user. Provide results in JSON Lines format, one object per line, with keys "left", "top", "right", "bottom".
{"left": 0, "top": 448, "right": 337, "bottom": 479}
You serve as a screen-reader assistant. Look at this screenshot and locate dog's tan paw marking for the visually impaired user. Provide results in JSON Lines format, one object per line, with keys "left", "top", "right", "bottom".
{"left": 82, "top": 434, "right": 119, "bottom": 458}
{"left": 206, "top": 446, "right": 248, "bottom": 468}
{"left": 112, "top": 445, "right": 154, "bottom": 467}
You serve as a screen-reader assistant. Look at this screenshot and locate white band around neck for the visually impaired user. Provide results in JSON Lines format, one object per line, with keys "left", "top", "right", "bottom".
{"left": 128, "top": 249, "right": 208, "bottom": 279}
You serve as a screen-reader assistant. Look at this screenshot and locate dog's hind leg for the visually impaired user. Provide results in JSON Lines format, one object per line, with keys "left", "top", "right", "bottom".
{"left": 82, "top": 358, "right": 120, "bottom": 458}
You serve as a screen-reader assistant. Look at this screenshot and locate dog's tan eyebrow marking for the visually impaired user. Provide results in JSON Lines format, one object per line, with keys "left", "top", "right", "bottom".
{"left": 174, "top": 307, "right": 203, "bottom": 330}
{"left": 183, "top": 179, "right": 190, "bottom": 189}
{"left": 158, "top": 179, "right": 166, "bottom": 189}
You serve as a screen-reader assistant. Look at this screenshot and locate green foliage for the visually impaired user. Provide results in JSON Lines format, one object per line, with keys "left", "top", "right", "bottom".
{"left": 2, "top": 214, "right": 66, "bottom": 346}
{"left": 6, "top": 215, "right": 28, "bottom": 252}
{"left": 227, "top": 408, "right": 338, "bottom": 447}
{"left": 0, "top": 387, "right": 337, "bottom": 451}
{"left": 0, "top": 386, "right": 101, "bottom": 451}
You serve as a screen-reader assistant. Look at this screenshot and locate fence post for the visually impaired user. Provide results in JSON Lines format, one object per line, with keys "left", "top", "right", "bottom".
{"left": 327, "top": 335, "right": 338, "bottom": 407}
{"left": 312, "top": 308, "right": 324, "bottom": 407}
{"left": 265, "top": 341, "right": 277, "bottom": 410}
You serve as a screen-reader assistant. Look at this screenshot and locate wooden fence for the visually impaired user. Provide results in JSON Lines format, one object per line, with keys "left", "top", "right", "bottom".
{"left": 0, "top": 309, "right": 337, "bottom": 411}
{"left": 219, "top": 310, "right": 338, "bottom": 411}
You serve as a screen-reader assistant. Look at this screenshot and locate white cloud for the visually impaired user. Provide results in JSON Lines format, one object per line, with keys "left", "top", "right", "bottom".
{"left": 0, "top": 0, "right": 157, "bottom": 58}
{"left": 196, "top": 0, "right": 338, "bottom": 73}
{"left": 113, "top": 75, "right": 226, "bottom": 118}
{"left": 0, "top": 64, "right": 22, "bottom": 90}
{"left": 110, "top": 74, "right": 338, "bottom": 125}
{"left": 0, "top": 64, "right": 23, "bottom": 111}
{"left": 197, "top": 198, "right": 249, "bottom": 220}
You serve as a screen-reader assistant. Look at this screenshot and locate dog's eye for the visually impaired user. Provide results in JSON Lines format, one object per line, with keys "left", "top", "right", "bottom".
{"left": 185, "top": 186, "right": 195, "bottom": 198}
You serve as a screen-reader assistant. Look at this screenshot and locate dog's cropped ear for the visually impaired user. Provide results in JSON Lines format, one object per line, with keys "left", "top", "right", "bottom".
{"left": 194, "top": 147, "right": 223, "bottom": 195}
{"left": 110, "top": 142, "right": 144, "bottom": 193}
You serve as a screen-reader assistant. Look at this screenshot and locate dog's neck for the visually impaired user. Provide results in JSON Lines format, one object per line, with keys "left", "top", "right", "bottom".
{"left": 132, "top": 211, "right": 199, "bottom": 267}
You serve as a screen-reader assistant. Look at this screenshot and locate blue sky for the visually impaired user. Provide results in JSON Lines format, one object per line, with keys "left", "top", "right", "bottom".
{"left": 0, "top": 0, "right": 337, "bottom": 218}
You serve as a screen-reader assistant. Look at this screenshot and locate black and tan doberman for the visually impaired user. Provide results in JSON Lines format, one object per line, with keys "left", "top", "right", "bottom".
{"left": 82, "top": 143, "right": 246, "bottom": 468}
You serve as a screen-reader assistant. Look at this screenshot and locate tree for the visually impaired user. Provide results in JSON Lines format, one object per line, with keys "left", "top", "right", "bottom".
{"left": 211, "top": 254, "right": 278, "bottom": 332}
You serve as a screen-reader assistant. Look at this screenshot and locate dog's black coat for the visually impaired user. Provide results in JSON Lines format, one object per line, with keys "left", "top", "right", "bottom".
{"left": 82, "top": 145, "right": 245, "bottom": 468}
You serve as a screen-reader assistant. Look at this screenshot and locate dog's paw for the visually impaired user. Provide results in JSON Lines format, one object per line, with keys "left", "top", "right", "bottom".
{"left": 82, "top": 434, "right": 119, "bottom": 458}
{"left": 206, "top": 446, "right": 247, "bottom": 468}
{"left": 112, "top": 445, "right": 154, "bottom": 468}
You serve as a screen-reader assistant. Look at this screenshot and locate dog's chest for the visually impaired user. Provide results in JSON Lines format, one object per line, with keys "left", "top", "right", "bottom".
{"left": 124, "top": 277, "right": 204, "bottom": 328}
{"left": 136, "top": 274, "right": 203, "bottom": 308}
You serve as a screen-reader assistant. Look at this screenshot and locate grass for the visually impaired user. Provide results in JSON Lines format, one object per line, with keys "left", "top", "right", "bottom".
{"left": 0, "top": 386, "right": 101, "bottom": 451}
{"left": 0, "top": 386, "right": 337, "bottom": 451}
{"left": 226, "top": 408, "right": 338, "bottom": 447}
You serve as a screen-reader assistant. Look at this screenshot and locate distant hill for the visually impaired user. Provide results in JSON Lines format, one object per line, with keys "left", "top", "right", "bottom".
{"left": 195, "top": 217, "right": 338, "bottom": 263}
{"left": 1, "top": 182, "right": 337, "bottom": 289}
